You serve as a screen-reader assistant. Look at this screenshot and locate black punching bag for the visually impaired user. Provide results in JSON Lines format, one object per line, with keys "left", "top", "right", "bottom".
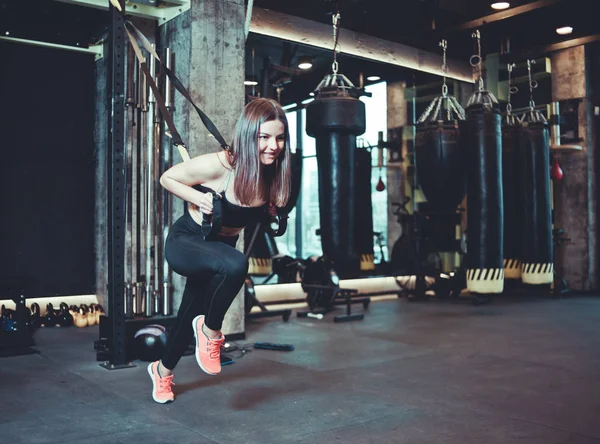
{"left": 461, "top": 90, "right": 504, "bottom": 294}
{"left": 355, "top": 148, "right": 375, "bottom": 271}
{"left": 518, "top": 110, "right": 553, "bottom": 285}
{"left": 415, "top": 94, "right": 467, "bottom": 214}
{"left": 502, "top": 114, "right": 522, "bottom": 280}
{"left": 306, "top": 73, "right": 366, "bottom": 279}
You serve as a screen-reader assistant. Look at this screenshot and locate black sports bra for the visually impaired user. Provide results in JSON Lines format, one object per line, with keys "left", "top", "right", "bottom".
{"left": 192, "top": 169, "right": 265, "bottom": 231}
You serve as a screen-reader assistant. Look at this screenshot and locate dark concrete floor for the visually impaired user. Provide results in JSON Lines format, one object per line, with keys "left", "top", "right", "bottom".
{"left": 1, "top": 294, "right": 600, "bottom": 444}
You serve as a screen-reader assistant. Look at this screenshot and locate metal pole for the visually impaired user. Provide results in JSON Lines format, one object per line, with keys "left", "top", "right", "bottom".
{"left": 134, "top": 58, "right": 146, "bottom": 315}
{"left": 0, "top": 36, "right": 103, "bottom": 59}
{"left": 162, "top": 47, "right": 173, "bottom": 316}
{"left": 139, "top": 57, "right": 147, "bottom": 314}
{"left": 124, "top": 282, "right": 134, "bottom": 319}
{"left": 145, "top": 45, "right": 156, "bottom": 318}
{"left": 153, "top": 52, "right": 161, "bottom": 308}
{"left": 131, "top": 56, "right": 139, "bottom": 290}
{"left": 295, "top": 110, "right": 303, "bottom": 260}
{"left": 102, "top": 0, "right": 131, "bottom": 369}
{"left": 125, "top": 43, "right": 135, "bottom": 294}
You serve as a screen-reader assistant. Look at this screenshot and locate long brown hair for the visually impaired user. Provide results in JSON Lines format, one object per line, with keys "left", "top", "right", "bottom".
{"left": 228, "top": 98, "right": 292, "bottom": 207}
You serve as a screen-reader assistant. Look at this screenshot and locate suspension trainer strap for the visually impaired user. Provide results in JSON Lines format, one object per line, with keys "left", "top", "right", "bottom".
{"left": 122, "top": 18, "right": 223, "bottom": 236}
{"left": 123, "top": 21, "right": 229, "bottom": 151}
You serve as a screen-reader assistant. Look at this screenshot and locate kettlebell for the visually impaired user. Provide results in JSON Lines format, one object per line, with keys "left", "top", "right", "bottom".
{"left": 1, "top": 305, "right": 7, "bottom": 331}
{"left": 87, "top": 305, "right": 96, "bottom": 326}
{"left": 74, "top": 307, "right": 88, "bottom": 328}
{"left": 57, "top": 304, "right": 73, "bottom": 327}
{"left": 1, "top": 305, "right": 15, "bottom": 332}
{"left": 30, "top": 303, "right": 42, "bottom": 329}
{"left": 43, "top": 303, "right": 57, "bottom": 327}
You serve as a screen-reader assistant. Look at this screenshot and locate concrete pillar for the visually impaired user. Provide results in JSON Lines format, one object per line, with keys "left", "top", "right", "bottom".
{"left": 160, "top": 0, "right": 246, "bottom": 336}
{"left": 551, "top": 45, "right": 597, "bottom": 291}
{"left": 386, "top": 81, "right": 407, "bottom": 257}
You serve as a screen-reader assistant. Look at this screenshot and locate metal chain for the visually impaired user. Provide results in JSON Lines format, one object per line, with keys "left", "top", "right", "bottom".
{"left": 470, "top": 30, "right": 483, "bottom": 91}
{"left": 332, "top": 12, "right": 340, "bottom": 74}
{"left": 506, "top": 63, "right": 515, "bottom": 115}
{"left": 527, "top": 59, "right": 538, "bottom": 110}
{"left": 440, "top": 39, "right": 448, "bottom": 97}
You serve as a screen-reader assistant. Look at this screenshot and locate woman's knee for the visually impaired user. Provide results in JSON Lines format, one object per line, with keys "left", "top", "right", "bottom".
{"left": 222, "top": 250, "right": 249, "bottom": 280}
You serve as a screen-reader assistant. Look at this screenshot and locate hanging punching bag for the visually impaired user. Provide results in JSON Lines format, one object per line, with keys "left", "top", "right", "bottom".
{"left": 502, "top": 114, "right": 522, "bottom": 280}
{"left": 415, "top": 94, "right": 467, "bottom": 215}
{"left": 518, "top": 109, "right": 553, "bottom": 285}
{"left": 462, "top": 89, "right": 504, "bottom": 294}
{"left": 306, "top": 73, "right": 366, "bottom": 279}
{"left": 354, "top": 148, "right": 375, "bottom": 271}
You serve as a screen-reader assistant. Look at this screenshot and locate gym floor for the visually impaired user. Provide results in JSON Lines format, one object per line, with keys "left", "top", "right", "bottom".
{"left": 1, "top": 294, "right": 599, "bottom": 444}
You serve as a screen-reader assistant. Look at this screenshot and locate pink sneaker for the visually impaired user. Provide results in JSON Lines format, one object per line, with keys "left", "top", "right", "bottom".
{"left": 147, "top": 361, "right": 175, "bottom": 404}
{"left": 192, "top": 315, "right": 225, "bottom": 375}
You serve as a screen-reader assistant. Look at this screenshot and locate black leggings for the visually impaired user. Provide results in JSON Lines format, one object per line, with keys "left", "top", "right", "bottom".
{"left": 160, "top": 211, "right": 249, "bottom": 370}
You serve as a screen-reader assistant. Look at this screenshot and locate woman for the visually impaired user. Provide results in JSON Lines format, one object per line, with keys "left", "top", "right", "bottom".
{"left": 148, "top": 98, "right": 292, "bottom": 403}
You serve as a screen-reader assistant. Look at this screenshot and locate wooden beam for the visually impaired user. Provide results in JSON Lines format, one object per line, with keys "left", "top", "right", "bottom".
{"left": 249, "top": 7, "right": 474, "bottom": 83}
{"left": 453, "top": 0, "right": 566, "bottom": 31}
{"left": 540, "top": 34, "right": 600, "bottom": 53}
{"left": 501, "top": 34, "right": 600, "bottom": 64}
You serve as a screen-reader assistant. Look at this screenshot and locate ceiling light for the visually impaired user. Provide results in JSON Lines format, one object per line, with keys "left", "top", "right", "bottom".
{"left": 244, "top": 75, "right": 258, "bottom": 86}
{"left": 367, "top": 75, "right": 381, "bottom": 81}
{"left": 556, "top": 26, "right": 573, "bottom": 35}
{"left": 491, "top": 2, "right": 510, "bottom": 9}
{"left": 298, "top": 55, "right": 313, "bottom": 70}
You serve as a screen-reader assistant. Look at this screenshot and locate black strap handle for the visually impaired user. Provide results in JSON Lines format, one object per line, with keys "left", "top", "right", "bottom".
{"left": 266, "top": 204, "right": 288, "bottom": 237}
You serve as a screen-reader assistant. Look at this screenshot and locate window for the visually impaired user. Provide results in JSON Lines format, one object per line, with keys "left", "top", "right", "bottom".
{"left": 359, "top": 82, "right": 388, "bottom": 264}
{"left": 274, "top": 110, "right": 297, "bottom": 258}
{"left": 275, "top": 82, "right": 388, "bottom": 268}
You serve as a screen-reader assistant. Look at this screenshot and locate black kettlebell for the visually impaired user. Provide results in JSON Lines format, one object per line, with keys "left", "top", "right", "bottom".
{"left": 43, "top": 303, "right": 57, "bottom": 327}
{"left": 1, "top": 305, "right": 6, "bottom": 331}
{"left": 57, "top": 303, "right": 73, "bottom": 327}
{"left": 1, "top": 305, "right": 14, "bottom": 332}
{"left": 30, "top": 303, "right": 42, "bottom": 329}
{"left": 11, "top": 301, "right": 31, "bottom": 333}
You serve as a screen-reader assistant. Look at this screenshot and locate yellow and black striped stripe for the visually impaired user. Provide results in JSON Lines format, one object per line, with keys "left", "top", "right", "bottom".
{"left": 466, "top": 268, "right": 504, "bottom": 293}
{"left": 360, "top": 254, "right": 375, "bottom": 271}
{"left": 503, "top": 258, "right": 522, "bottom": 279}
{"left": 521, "top": 262, "right": 553, "bottom": 285}
{"left": 248, "top": 257, "right": 271, "bottom": 275}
